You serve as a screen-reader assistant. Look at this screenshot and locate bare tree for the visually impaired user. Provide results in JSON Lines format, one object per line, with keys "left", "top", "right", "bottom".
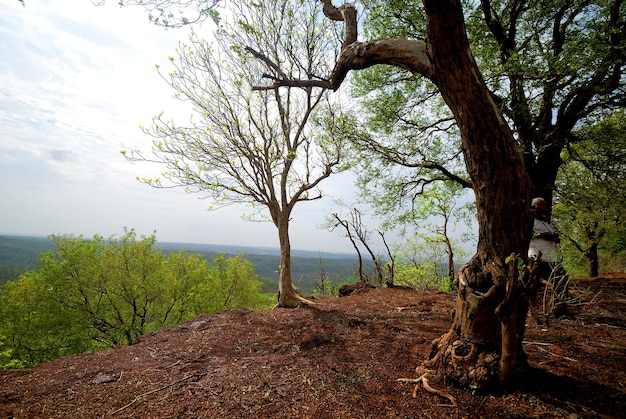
{"left": 327, "top": 211, "right": 365, "bottom": 283}
{"left": 327, "top": 208, "right": 385, "bottom": 285}
{"left": 126, "top": 0, "right": 346, "bottom": 308}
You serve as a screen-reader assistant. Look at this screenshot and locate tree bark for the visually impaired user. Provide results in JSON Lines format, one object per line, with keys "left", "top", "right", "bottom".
{"left": 586, "top": 240, "right": 599, "bottom": 278}
{"left": 416, "top": 0, "right": 533, "bottom": 388}
{"left": 276, "top": 214, "right": 303, "bottom": 308}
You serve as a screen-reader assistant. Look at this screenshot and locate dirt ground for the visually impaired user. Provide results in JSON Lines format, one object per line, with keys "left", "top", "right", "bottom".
{"left": 1, "top": 274, "right": 625, "bottom": 419}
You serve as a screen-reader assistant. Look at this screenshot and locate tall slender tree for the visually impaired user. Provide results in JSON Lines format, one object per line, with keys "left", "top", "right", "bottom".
{"left": 126, "top": 0, "right": 346, "bottom": 307}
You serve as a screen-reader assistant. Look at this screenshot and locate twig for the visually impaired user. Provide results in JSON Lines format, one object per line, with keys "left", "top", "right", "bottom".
{"left": 108, "top": 373, "right": 204, "bottom": 416}
{"left": 522, "top": 341, "right": 552, "bottom": 346}
{"left": 395, "top": 305, "right": 417, "bottom": 312}
{"left": 397, "top": 373, "right": 457, "bottom": 407}
{"left": 166, "top": 360, "right": 182, "bottom": 368}
{"left": 536, "top": 346, "right": 577, "bottom": 362}
{"left": 477, "top": 396, "right": 488, "bottom": 413}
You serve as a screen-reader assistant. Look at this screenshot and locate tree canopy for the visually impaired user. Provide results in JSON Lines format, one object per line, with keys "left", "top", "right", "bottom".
{"left": 350, "top": 0, "right": 625, "bottom": 206}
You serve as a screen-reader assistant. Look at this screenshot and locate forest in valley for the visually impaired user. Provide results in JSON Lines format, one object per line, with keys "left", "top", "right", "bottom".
{"left": 0, "top": 235, "right": 360, "bottom": 293}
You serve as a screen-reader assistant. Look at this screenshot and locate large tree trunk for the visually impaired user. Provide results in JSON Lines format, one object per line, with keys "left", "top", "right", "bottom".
{"left": 300, "top": 0, "right": 535, "bottom": 387}
{"left": 418, "top": 0, "right": 534, "bottom": 388}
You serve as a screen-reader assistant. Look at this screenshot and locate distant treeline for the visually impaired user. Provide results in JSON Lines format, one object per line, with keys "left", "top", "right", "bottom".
{"left": 0, "top": 236, "right": 56, "bottom": 285}
{"left": 0, "top": 235, "right": 363, "bottom": 293}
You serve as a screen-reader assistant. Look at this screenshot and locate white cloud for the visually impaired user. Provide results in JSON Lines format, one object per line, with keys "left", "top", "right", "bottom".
{"left": 0, "top": 0, "right": 355, "bottom": 253}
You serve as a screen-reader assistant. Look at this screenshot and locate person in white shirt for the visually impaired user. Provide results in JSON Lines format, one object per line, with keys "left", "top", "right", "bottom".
{"left": 528, "top": 197, "right": 560, "bottom": 262}
{"left": 528, "top": 197, "right": 568, "bottom": 325}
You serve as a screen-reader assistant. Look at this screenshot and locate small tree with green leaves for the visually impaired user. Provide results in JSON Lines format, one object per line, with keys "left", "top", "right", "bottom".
{"left": 555, "top": 110, "right": 626, "bottom": 276}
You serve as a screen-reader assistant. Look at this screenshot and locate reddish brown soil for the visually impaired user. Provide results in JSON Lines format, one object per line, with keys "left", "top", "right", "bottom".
{"left": 1, "top": 275, "right": 625, "bottom": 418}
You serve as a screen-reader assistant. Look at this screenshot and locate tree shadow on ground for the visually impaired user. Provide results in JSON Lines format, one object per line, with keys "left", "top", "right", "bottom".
{"left": 515, "top": 366, "right": 625, "bottom": 418}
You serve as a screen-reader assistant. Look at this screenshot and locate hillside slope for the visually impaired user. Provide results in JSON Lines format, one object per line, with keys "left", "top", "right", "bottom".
{"left": 1, "top": 276, "right": 625, "bottom": 418}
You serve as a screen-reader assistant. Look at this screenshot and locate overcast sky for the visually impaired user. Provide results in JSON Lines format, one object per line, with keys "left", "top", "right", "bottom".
{"left": 0, "top": 0, "right": 361, "bottom": 253}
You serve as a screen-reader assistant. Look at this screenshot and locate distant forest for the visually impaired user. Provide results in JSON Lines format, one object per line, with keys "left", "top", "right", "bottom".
{"left": 0, "top": 236, "right": 365, "bottom": 294}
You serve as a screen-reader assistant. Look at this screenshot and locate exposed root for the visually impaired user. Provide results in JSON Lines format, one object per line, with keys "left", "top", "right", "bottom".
{"left": 273, "top": 294, "right": 317, "bottom": 309}
{"left": 422, "top": 336, "right": 443, "bottom": 368}
{"left": 397, "top": 372, "right": 457, "bottom": 407}
{"left": 297, "top": 295, "right": 317, "bottom": 305}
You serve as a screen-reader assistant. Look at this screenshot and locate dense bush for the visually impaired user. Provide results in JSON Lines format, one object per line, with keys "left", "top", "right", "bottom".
{"left": 0, "top": 229, "right": 272, "bottom": 368}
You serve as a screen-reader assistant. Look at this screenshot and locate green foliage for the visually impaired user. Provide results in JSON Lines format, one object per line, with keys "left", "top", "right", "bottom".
{"left": 0, "top": 229, "right": 269, "bottom": 368}
{"left": 204, "top": 254, "right": 270, "bottom": 311}
{"left": 393, "top": 261, "right": 442, "bottom": 291}
{"left": 555, "top": 110, "right": 626, "bottom": 275}
{"left": 117, "top": 0, "right": 221, "bottom": 28}
{"left": 390, "top": 237, "right": 459, "bottom": 292}
{"left": 391, "top": 232, "right": 467, "bottom": 291}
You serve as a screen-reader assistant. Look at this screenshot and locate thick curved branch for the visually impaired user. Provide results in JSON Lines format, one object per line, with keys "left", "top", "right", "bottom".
{"left": 321, "top": 0, "right": 357, "bottom": 49}
{"left": 251, "top": 0, "right": 434, "bottom": 91}
{"left": 331, "top": 39, "right": 434, "bottom": 89}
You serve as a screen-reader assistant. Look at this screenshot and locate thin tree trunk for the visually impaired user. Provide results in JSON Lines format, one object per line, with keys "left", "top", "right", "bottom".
{"left": 586, "top": 241, "right": 599, "bottom": 277}
{"left": 445, "top": 236, "right": 454, "bottom": 284}
{"left": 442, "top": 216, "right": 455, "bottom": 281}
{"left": 276, "top": 215, "right": 302, "bottom": 308}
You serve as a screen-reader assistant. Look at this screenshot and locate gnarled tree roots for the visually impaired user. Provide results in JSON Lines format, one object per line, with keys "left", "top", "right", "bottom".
{"left": 418, "top": 331, "right": 500, "bottom": 390}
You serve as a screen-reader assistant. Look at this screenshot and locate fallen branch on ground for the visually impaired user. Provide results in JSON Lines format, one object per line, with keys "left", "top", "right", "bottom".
{"left": 536, "top": 346, "right": 577, "bottom": 362}
{"left": 397, "top": 372, "right": 457, "bottom": 407}
{"left": 108, "top": 373, "right": 205, "bottom": 416}
{"left": 522, "top": 341, "right": 552, "bottom": 346}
